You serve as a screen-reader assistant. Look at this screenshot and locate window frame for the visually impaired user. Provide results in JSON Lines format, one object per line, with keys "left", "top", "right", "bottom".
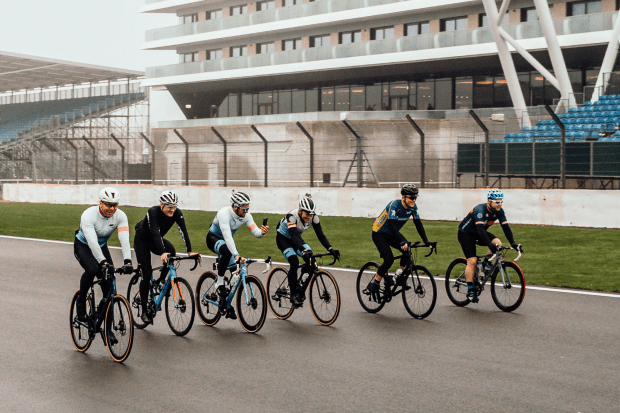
{"left": 370, "top": 26, "right": 395, "bottom": 40}
{"left": 440, "top": 16, "right": 468, "bottom": 32}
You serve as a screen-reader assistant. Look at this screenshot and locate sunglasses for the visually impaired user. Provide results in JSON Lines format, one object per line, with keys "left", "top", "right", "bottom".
{"left": 102, "top": 202, "right": 118, "bottom": 208}
{"left": 238, "top": 206, "right": 249, "bottom": 213}
{"left": 491, "top": 200, "right": 503, "bottom": 205}
{"left": 406, "top": 196, "right": 417, "bottom": 201}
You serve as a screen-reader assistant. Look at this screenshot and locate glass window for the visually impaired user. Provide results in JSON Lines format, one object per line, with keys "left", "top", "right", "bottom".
{"left": 340, "top": 31, "right": 362, "bottom": 44}
{"left": 545, "top": 75, "right": 561, "bottom": 106}
{"left": 350, "top": 85, "right": 365, "bottom": 111}
{"left": 179, "top": 14, "right": 197, "bottom": 24}
{"left": 520, "top": 7, "right": 538, "bottom": 22}
{"left": 321, "top": 87, "right": 335, "bottom": 111}
{"left": 405, "top": 22, "right": 429, "bottom": 36}
{"left": 283, "top": 38, "right": 302, "bottom": 51}
{"left": 568, "top": 70, "right": 582, "bottom": 99}
{"left": 518, "top": 73, "right": 530, "bottom": 106}
{"left": 218, "top": 96, "right": 229, "bottom": 118}
{"left": 480, "top": 13, "right": 509, "bottom": 27}
{"left": 257, "top": 0, "right": 275, "bottom": 11}
{"left": 230, "top": 45, "right": 248, "bottom": 57}
{"left": 292, "top": 89, "right": 305, "bottom": 113}
{"left": 206, "top": 9, "right": 222, "bottom": 20}
{"left": 310, "top": 35, "right": 331, "bottom": 47}
{"left": 473, "top": 76, "right": 493, "bottom": 108}
{"left": 531, "top": 74, "right": 544, "bottom": 106}
{"left": 306, "top": 88, "right": 319, "bottom": 111}
{"left": 371, "top": 26, "right": 394, "bottom": 40}
{"left": 417, "top": 81, "right": 435, "bottom": 110}
{"left": 365, "top": 84, "right": 381, "bottom": 111}
{"left": 180, "top": 52, "right": 198, "bottom": 63}
{"left": 228, "top": 94, "right": 239, "bottom": 116}
{"left": 258, "top": 42, "right": 275, "bottom": 54}
{"left": 241, "top": 93, "right": 253, "bottom": 116}
{"left": 335, "top": 86, "right": 350, "bottom": 111}
{"left": 568, "top": 0, "right": 602, "bottom": 15}
{"left": 441, "top": 16, "right": 468, "bottom": 31}
{"left": 381, "top": 83, "right": 389, "bottom": 110}
{"left": 278, "top": 90, "right": 292, "bottom": 114}
{"left": 435, "top": 79, "right": 453, "bottom": 110}
{"left": 494, "top": 76, "right": 511, "bottom": 107}
{"left": 454, "top": 77, "right": 473, "bottom": 109}
{"left": 230, "top": 5, "right": 248, "bottom": 15}
{"left": 389, "top": 81, "right": 409, "bottom": 96}
{"left": 206, "top": 49, "right": 222, "bottom": 60}
{"left": 408, "top": 81, "right": 417, "bottom": 109}
{"left": 283, "top": 0, "right": 299, "bottom": 6}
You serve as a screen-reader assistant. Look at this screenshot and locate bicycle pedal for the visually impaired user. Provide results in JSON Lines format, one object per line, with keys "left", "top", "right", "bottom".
{"left": 471, "top": 297, "right": 479, "bottom": 303}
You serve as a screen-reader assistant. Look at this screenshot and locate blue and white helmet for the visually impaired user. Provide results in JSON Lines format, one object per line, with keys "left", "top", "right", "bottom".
{"left": 487, "top": 189, "right": 504, "bottom": 200}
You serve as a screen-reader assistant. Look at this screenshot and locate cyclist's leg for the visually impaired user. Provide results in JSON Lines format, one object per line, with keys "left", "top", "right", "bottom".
{"left": 98, "top": 245, "right": 114, "bottom": 301}
{"left": 74, "top": 239, "right": 100, "bottom": 320}
{"left": 157, "top": 238, "right": 176, "bottom": 283}
{"left": 207, "top": 232, "right": 233, "bottom": 310}
{"left": 134, "top": 235, "right": 154, "bottom": 315}
{"left": 371, "top": 232, "right": 395, "bottom": 282}
{"left": 458, "top": 231, "right": 479, "bottom": 300}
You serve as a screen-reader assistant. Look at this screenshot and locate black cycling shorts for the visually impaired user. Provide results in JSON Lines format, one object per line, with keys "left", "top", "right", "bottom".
{"left": 458, "top": 230, "right": 497, "bottom": 259}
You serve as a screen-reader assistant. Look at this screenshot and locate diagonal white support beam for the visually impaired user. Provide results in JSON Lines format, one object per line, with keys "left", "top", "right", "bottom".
{"left": 591, "top": 13, "right": 620, "bottom": 102}
{"left": 497, "top": 0, "right": 511, "bottom": 26}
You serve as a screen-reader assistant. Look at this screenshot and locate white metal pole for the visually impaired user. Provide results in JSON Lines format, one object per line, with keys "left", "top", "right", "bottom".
{"left": 592, "top": 12, "right": 620, "bottom": 102}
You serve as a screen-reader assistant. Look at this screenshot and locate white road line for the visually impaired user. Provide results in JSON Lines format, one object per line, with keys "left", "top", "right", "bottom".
{"left": 2, "top": 234, "right": 619, "bottom": 298}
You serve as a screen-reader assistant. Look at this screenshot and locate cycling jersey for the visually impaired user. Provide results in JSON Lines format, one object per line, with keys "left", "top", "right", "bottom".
{"left": 372, "top": 200, "right": 420, "bottom": 235}
{"left": 276, "top": 209, "right": 331, "bottom": 253}
{"left": 135, "top": 206, "right": 192, "bottom": 254}
{"left": 208, "top": 206, "right": 263, "bottom": 256}
{"left": 76, "top": 205, "right": 131, "bottom": 263}
{"left": 459, "top": 204, "right": 507, "bottom": 234}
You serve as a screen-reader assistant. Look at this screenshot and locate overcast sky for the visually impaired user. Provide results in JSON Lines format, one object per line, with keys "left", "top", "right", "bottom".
{"left": 0, "top": 0, "right": 177, "bottom": 72}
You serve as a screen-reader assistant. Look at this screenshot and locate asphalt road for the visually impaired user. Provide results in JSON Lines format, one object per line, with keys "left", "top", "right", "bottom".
{"left": 1, "top": 236, "right": 618, "bottom": 413}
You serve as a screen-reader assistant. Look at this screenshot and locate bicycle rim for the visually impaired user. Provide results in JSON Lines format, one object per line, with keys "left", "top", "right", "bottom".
{"left": 126, "top": 273, "right": 149, "bottom": 329}
{"left": 105, "top": 295, "right": 134, "bottom": 363}
{"left": 309, "top": 271, "right": 340, "bottom": 326}
{"left": 490, "top": 261, "right": 526, "bottom": 312}
{"left": 195, "top": 271, "right": 221, "bottom": 326}
{"left": 69, "top": 290, "right": 93, "bottom": 352}
{"left": 402, "top": 266, "right": 437, "bottom": 319}
{"left": 445, "top": 258, "right": 471, "bottom": 307}
{"left": 266, "top": 267, "right": 294, "bottom": 320}
{"left": 165, "top": 277, "right": 195, "bottom": 336}
{"left": 237, "top": 275, "right": 267, "bottom": 333}
{"left": 356, "top": 262, "right": 386, "bottom": 313}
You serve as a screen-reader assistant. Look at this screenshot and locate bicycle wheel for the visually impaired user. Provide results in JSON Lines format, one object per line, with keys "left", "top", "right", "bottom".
{"left": 195, "top": 271, "right": 221, "bottom": 326}
{"left": 69, "top": 290, "right": 94, "bottom": 352}
{"left": 105, "top": 295, "right": 134, "bottom": 363}
{"left": 491, "top": 261, "right": 526, "bottom": 312}
{"left": 165, "top": 277, "right": 195, "bottom": 336}
{"left": 356, "top": 261, "right": 386, "bottom": 313}
{"left": 266, "top": 267, "right": 295, "bottom": 320}
{"left": 309, "top": 270, "right": 341, "bottom": 326}
{"left": 445, "top": 258, "right": 471, "bottom": 307}
{"left": 236, "top": 275, "right": 267, "bottom": 333}
{"left": 402, "top": 265, "right": 437, "bottom": 319}
{"left": 127, "top": 273, "right": 150, "bottom": 329}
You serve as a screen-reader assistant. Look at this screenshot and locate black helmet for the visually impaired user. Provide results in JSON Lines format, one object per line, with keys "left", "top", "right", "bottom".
{"left": 401, "top": 184, "right": 418, "bottom": 197}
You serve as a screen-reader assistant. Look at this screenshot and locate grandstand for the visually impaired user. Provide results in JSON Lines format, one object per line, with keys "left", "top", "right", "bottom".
{"left": 0, "top": 51, "right": 150, "bottom": 182}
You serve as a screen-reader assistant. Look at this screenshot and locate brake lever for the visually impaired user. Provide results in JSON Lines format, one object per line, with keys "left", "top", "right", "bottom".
{"left": 190, "top": 256, "right": 200, "bottom": 271}
{"left": 262, "top": 256, "right": 272, "bottom": 274}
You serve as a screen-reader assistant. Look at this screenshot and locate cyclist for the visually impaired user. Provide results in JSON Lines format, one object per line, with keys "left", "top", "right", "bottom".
{"left": 364, "top": 184, "right": 433, "bottom": 302}
{"left": 74, "top": 187, "right": 133, "bottom": 334}
{"left": 134, "top": 190, "right": 201, "bottom": 325}
{"left": 458, "top": 189, "right": 523, "bottom": 301}
{"left": 207, "top": 191, "right": 269, "bottom": 319}
{"left": 276, "top": 196, "right": 339, "bottom": 307}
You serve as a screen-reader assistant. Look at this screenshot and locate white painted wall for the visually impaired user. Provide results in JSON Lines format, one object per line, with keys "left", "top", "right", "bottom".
{"left": 2, "top": 184, "right": 618, "bottom": 228}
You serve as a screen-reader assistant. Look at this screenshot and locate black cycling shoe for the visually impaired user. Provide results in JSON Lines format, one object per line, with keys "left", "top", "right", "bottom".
{"left": 225, "top": 307, "right": 237, "bottom": 320}
{"left": 363, "top": 280, "right": 381, "bottom": 302}
{"left": 467, "top": 289, "right": 479, "bottom": 303}
{"left": 76, "top": 299, "right": 89, "bottom": 323}
{"left": 141, "top": 311, "right": 153, "bottom": 325}
{"left": 107, "top": 331, "right": 118, "bottom": 346}
{"left": 291, "top": 292, "right": 304, "bottom": 308}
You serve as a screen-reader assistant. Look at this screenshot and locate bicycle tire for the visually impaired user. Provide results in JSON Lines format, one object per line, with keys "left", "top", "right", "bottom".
{"left": 266, "top": 266, "right": 295, "bottom": 320}
{"left": 69, "top": 290, "right": 94, "bottom": 352}
{"left": 402, "top": 265, "right": 437, "bottom": 319}
{"left": 236, "top": 275, "right": 267, "bottom": 333}
{"left": 490, "top": 261, "right": 526, "bottom": 312}
{"left": 165, "top": 277, "right": 195, "bottom": 336}
{"left": 356, "top": 261, "right": 386, "bottom": 313}
{"left": 195, "top": 271, "right": 221, "bottom": 326}
{"left": 309, "top": 270, "right": 340, "bottom": 326}
{"left": 445, "top": 258, "right": 471, "bottom": 307}
{"left": 127, "top": 273, "right": 149, "bottom": 329}
{"left": 105, "top": 295, "right": 134, "bottom": 363}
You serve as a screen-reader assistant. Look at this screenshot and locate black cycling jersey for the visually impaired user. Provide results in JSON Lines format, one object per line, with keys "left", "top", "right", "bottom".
{"left": 459, "top": 203, "right": 507, "bottom": 234}
{"left": 135, "top": 206, "right": 192, "bottom": 254}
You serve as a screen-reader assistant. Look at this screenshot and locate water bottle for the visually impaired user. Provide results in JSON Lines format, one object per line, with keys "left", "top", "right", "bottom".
{"left": 300, "top": 272, "right": 310, "bottom": 287}
{"left": 230, "top": 273, "right": 240, "bottom": 291}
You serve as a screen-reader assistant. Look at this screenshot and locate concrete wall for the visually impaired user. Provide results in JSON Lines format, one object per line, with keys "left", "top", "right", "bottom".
{"left": 3, "top": 184, "right": 619, "bottom": 229}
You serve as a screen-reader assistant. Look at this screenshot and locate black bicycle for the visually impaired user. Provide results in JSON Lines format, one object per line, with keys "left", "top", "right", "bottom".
{"left": 69, "top": 264, "right": 135, "bottom": 363}
{"left": 127, "top": 255, "right": 200, "bottom": 336}
{"left": 356, "top": 242, "right": 437, "bottom": 319}
{"left": 267, "top": 252, "right": 341, "bottom": 326}
{"left": 445, "top": 246, "right": 525, "bottom": 312}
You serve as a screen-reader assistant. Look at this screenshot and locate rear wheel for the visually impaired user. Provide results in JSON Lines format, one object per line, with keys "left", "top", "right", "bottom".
{"left": 402, "top": 265, "right": 437, "bottom": 319}
{"left": 195, "top": 271, "right": 221, "bottom": 326}
{"left": 266, "top": 267, "right": 295, "bottom": 320}
{"left": 165, "top": 277, "right": 195, "bottom": 336}
{"left": 105, "top": 295, "right": 134, "bottom": 363}
{"left": 445, "top": 258, "right": 471, "bottom": 307}
{"left": 127, "top": 273, "right": 149, "bottom": 329}
{"left": 69, "top": 290, "right": 94, "bottom": 352}
{"left": 356, "top": 261, "right": 386, "bottom": 313}
{"left": 236, "top": 275, "right": 267, "bottom": 333}
{"left": 309, "top": 270, "right": 340, "bottom": 326}
{"left": 491, "top": 261, "right": 526, "bottom": 312}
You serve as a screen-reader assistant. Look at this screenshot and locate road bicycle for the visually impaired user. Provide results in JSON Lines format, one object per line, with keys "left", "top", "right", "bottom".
{"left": 267, "top": 252, "right": 341, "bottom": 326}
{"left": 356, "top": 242, "right": 437, "bottom": 319}
{"left": 445, "top": 246, "right": 525, "bottom": 312}
{"left": 195, "top": 256, "right": 269, "bottom": 333}
{"left": 127, "top": 255, "right": 199, "bottom": 336}
{"left": 69, "top": 264, "right": 135, "bottom": 363}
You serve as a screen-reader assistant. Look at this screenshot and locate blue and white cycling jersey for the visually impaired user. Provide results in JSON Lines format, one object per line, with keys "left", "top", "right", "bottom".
{"left": 208, "top": 206, "right": 263, "bottom": 256}
{"left": 76, "top": 205, "right": 131, "bottom": 263}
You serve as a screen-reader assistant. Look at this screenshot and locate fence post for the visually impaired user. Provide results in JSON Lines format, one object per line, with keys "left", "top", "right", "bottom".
{"left": 545, "top": 105, "right": 566, "bottom": 188}
{"left": 210, "top": 127, "right": 227, "bottom": 187}
{"left": 250, "top": 125, "right": 268, "bottom": 187}
{"left": 405, "top": 115, "right": 425, "bottom": 188}
{"left": 172, "top": 129, "right": 189, "bottom": 186}
{"left": 110, "top": 134, "right": 125, "bottom": 183}
{"left": 469, "top": 110, "right": 490, "bottom": 187}
{"left": 66, "top": 131, "right": 78, "bottom": 183}
{"left": 139, "top": 132, "right": 155, "bottom": 185}
{"left": 342, "top": 119, "right": 363, "bottom": 187}
{"left": 81, "top": 136, "right": 96, "bottom": 184}
{"left": 295, "top": 122, "right": 314, "bottom": 187}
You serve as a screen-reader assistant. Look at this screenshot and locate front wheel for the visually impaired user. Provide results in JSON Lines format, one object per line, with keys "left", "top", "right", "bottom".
{"left": 309, "top": 270, "right": 341, "bottom": 326}
{"left": 165, "top": 277, "right": 195, "bottom": 336}
{"left": 195, "top": 271, "right": 221, "bottom": 326}
{"left": 445, "top": 258, "right": 471, "bottom": 307}
{"left": 105, "top": 295, "right": 134, "bottom": 363}
{"left": 266, "top": 267, "right": 295, "bottom": 320}
{"left": 69, "top": 290, "right": 94, "bottom": 352}
{"left": 402, "top": 265, "right": 437, "bottom": 319}
{"left": 356, "top": 261, "right": 386, "bottom": 313}
{"left": 236, "top": 275, "right": 267, "bottom": 333}
{"left": 127, "top": 273, "right": 149, "bottom": 329}
{"left": 491, "top": 261, "right": 526, "bottom": 312}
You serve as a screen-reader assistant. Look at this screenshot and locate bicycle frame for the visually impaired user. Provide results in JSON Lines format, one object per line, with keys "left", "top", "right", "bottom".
{"left": 201, "top": 259, "right": 261, "bottom": 309}
{"left": 455, "top": 247, "right": 522, "bottom": 291}
{"left": 296, "top": 252, "right": 337, "bottom": 293}
{"left": 385, "top": 241, "right": 436, "bottom": 298}
{"left": 75, "top": 268, "right": 119, "bottom": 335}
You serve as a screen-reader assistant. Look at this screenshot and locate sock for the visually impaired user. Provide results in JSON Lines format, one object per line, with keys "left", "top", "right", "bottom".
{"left": 467, "top": 282, "right": 473, "bottom": 290}
{"left": 482, "top": 258, "right": 490, "bottom": 267}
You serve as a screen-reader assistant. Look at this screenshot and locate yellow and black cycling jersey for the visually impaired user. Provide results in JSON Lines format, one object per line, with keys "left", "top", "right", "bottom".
{"left": 372, "top": 200, "right": 419, "bottom": 234}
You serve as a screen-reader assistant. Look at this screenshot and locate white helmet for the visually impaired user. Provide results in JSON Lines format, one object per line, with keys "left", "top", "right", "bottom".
{"left": 299, "top": 197, "right": 316, "bottom": 214}
{"left": 99, "top": 187, "right": 120, "bottom": 204}
{"left": 160, "top": 190, "right": 178, "bottom": 205}
{"left": 231, "top": 191, "right": 251, "bottom": 207}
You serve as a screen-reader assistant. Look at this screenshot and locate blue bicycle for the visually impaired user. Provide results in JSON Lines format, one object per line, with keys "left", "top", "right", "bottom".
{"left": 195, "top": 257, "right": 270, "bottom": 333}
{"left": 127, "top": 255, "right": 199, "bottom": 336}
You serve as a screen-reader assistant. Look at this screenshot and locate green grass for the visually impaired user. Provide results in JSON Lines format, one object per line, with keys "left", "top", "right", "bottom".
{"left": 1, "top": 202, "right": 619, "bottom": 292}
